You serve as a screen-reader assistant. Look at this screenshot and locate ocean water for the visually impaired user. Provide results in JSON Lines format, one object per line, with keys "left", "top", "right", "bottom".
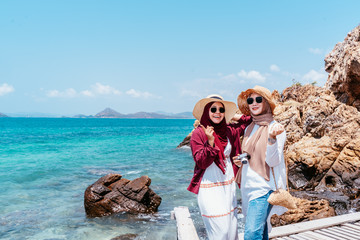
{"left": 0, "top": 118, "right": 244, "bottom": 240}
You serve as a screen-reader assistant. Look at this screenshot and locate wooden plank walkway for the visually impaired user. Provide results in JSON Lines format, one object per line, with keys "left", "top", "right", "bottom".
{"left": 239, "top": 212, "right": 360, "bottom": 240}
{"left": 173, "top": 207, "right": 360, "bottom": 240}
{"left": 171, "top": 206, "right": 200, "bottom": 240}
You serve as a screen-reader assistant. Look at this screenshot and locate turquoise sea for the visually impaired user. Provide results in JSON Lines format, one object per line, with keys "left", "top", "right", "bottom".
{"left": 0, "top": 118, "right": 244, "bottom": 240}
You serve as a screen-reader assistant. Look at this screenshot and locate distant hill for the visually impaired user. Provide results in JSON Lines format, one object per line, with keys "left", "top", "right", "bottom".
{"left": 155, "top": 111, "right": 193, "bottom": 118}
{"left": 4, "top": 112, "right": 61, "bottom": 117}
{"left": 127, "top": 112, "right": 172, "bottom": 119}
{"left": 95, "top": 108, "right": 126, "bottom": 118}
{"left": 172, "top": 112, "right": 194, "bottom": 118}
{"left": 0, "top": 112, "right": 9, "bottom": 117}
{"left": 72, "top": 114, "right": 94, "bottom": 118}
{"left": 74, "top": 108, "right": 194, "bottom": 119}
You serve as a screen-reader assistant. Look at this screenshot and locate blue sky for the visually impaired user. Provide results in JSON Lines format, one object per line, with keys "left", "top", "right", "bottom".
{"left": 1, "top": 1, "right": 359, "bottom": 116}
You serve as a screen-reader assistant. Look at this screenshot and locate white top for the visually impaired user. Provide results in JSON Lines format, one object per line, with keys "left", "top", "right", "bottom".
{"left": 240, "top": 120, "right": 288, "bottom": 231}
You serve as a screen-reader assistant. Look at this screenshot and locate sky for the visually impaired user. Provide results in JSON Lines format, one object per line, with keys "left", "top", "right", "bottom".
{"left": 1, "top": 1, "right": 359, "bottom": 116}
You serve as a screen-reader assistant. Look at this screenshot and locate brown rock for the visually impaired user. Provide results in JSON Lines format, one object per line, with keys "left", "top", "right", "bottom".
{"left": 84, "top": 174, "right": 162, "bottom": 218}
{"left": 177, "top": 120, "right": 200, "bottom": 148}
{"left": 285, "top": 135, "right": 340, "bottom": 189}
{"left": 325, "top": 24, "right": 360, "bottom": 111}
{"left": 316, "top": 137, "right": 360, "bottom": 194}
{"left": 271, "top": 197, "right": 335, "bottom": 227}
{"left": 111, "top": 233, "right": 138, "bottom": 240}
{"left": 274, "top": 85, "right": 360, "bottom": 196}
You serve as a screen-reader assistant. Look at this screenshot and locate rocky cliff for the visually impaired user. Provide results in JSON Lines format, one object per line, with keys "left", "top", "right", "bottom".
{"left": 325, "top": 24, "right": 360, "bottom": 111}
{"left": 274, "top": 84, "right": 360, "bottom": 215}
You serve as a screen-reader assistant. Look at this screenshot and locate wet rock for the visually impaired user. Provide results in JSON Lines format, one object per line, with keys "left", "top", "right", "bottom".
{"left": 325, "top": 24, "right": 360, "bottom": 111}
{"left": 111, "top": 233, "right": 138, "bottom": 240}
{"left": 177, "top": 120, "right": 199, "bottom": 148}
{"left": 84, "top": 174, "right": 162, "bottom": 218}
{"left": 177, "top": 135, "right": 191, "bottom": 148}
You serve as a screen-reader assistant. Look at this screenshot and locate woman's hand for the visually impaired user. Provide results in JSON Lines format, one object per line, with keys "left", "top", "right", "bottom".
{"left": 233, "top": 154, "right": 242, "bottom": 167}
{"left": 201, "top": 125, "right": 215, "bottom": 147}
{"left": 269, "top": 123, "right": 285, "bottom": 138}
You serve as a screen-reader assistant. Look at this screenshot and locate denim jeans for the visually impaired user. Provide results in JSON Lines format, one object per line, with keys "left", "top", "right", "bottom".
{"left": 244, "top": 190, "right": 273, "bottom": 240}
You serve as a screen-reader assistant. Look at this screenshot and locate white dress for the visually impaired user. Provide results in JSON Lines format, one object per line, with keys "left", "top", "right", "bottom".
{"left": 197, "top": 140, "right": 239, "bottom": 240}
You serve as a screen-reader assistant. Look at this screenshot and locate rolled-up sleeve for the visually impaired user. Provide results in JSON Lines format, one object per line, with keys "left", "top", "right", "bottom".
{"left": 190, "top": 128, "right": 220, "bottom": 169}
{"left": 265, "top": 130, "right": 286, "bottom": 167}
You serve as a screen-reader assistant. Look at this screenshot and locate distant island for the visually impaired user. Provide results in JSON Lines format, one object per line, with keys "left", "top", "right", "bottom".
{"left": 1, "top": 108, "right": 194, "bottom": 119}
{"left": 74, "top": 108, "right": 193, "bottom": 119}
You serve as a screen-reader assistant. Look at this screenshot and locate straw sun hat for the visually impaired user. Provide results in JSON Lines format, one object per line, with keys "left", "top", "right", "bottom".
{"left": 193, "top": 94, "right": 238, "bottom": 124}
{"left": 237, "top": 86, "right": 276, "bottom": 116}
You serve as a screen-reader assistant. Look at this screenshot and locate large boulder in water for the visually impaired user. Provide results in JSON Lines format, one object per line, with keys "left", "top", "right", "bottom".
{"left": 84, "top": 174, "right": 162, "bottom": 218}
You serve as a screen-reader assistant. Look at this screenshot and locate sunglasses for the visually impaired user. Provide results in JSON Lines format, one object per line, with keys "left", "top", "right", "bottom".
{"left": 210, "top": 107, "right": 225, "bottom": 113}
{"left": 247, "top": 96, "right": 263, "bottom": 105}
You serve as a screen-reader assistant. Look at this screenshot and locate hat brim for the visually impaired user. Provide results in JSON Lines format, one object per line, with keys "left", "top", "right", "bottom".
{"left": 193, "top": 98, "right": 237, "bottom": 124}
{"left": 237, "top": 86, "right": 276, "bottom": 116}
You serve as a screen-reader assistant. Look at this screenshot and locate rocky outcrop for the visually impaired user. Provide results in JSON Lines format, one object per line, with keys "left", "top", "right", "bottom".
{"left": 84, "top": 174, "right": 161, "bottom": 218}
{"left": 274, "top": 84, "right": 360, "bottom": 215}
{"left": 325, "top": 24, "right": 360, "bottom": 111}
{"left": 177, "top": 120, "right": 200, "bottom": 148}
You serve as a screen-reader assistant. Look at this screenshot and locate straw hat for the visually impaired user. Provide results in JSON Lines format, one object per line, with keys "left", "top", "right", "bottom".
{"left": 193, "top": 94, "right": 237, "bottom": 124}
{"left": 237, "top": 86, "right": 276, "bottom": 116}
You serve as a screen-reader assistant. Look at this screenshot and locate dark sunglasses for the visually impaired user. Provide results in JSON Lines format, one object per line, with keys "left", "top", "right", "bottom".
{"left": 210, "top": 107, "right": 225, "bottom": 113}
{"left": 247, "top": 96, "right": 263, "bottom": 105}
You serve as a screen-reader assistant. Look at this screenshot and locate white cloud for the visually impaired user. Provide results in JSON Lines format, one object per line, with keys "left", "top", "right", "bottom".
{"left": 220, "top": 73, "right": 238, "bottom": 82}
{"left": 302, "top": 69, "right": 328, "bottom": 85}
{"left": 238, "top": 70, "right": 266, "bottom": 82}
{"left": 126, "top": 89, "right": 161, "bottom": 99}
{"left": 0, "top": 83, "right": 15, "bottom": 96}
{"left": 270, "top": 64, "right": 280, "bottom": 72}
{"left": 92, "top": 82, "right": 121, "bottom": 95}
{"left": 309, "top": 48, "right": 323, "bottom": 55}
{"left": 46, "top": 88, "right": 77, "bottom": 98}
{"left": 180, "top": 89, "right": 202, "bottom": 98}
{"left": 80, "top": 90, "right": 94, "bottom": 97}
{"left": 45, "top": 83, "right": 122, "bottom": 98}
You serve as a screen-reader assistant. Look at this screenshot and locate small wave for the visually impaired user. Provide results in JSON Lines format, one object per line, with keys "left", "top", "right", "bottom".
{"left": 126, "top": 170, "right": 141, "bottom": 175}
{"left": 86, "top": 169, "right": 116, "bottom": 175}
{"left": 177, "top": 145, "right": 190, "bottom": 149}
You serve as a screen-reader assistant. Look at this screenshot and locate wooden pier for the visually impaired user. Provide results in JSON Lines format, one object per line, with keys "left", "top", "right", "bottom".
{"left": 173, "top": 207, "right": 360, "bottom": 240}
{"left": 171, "top": 206, "right": 200, "bottom": 240}
{"left": 266, "top": 211, "right": 360, "bottom": 240}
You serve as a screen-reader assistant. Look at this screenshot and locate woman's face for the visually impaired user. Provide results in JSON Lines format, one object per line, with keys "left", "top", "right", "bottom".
{"left": 247, "top": 93, "right": 265, "bottom": 116}
{"left": 209, "top": 102, "right": 225, "bottom": 124}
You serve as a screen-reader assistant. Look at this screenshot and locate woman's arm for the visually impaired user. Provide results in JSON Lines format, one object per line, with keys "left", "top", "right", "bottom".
{"left": 265, "top": 128, "right": 286, "bottom": 167}
{"left": 190, "top": 127, "right": 220, "bottom": 169}
{"left": 228, "top": 114, "right": 252, "bottom": 138}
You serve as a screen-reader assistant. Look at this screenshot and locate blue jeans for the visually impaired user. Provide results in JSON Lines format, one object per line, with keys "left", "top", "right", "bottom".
{"left": 244, "top": 190, "right": 273, "bottom": 240}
